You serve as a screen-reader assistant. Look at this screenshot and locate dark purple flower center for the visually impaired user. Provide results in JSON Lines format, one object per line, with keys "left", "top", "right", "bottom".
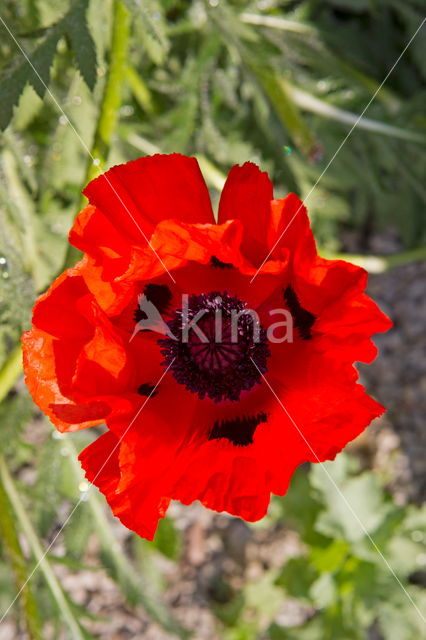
{"left": 159, "top": 292, "right": 270, "bottom": 402}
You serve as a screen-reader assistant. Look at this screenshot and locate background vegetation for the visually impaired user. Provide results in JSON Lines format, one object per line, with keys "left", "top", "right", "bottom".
{"left": 0, "top": 1, "right": 425, "bottom": 638}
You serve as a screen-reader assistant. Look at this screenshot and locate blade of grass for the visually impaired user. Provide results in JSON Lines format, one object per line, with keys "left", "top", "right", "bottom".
{"left": 241, "top": 12, "right": 399, "bottom": 111}
{"left": 287, "top": 85, "right": 426, "bottom": 143}
{"left": 0, "top": 456, "right": 42, "bottom": 639}
{"left": 0, "top": 346, "right": 22, "bottom": 404}
{"left": 0, "top": 455, "right": 88, "bottom": 640}
{"left": 126, "top": 65, "right": 154, "bottom": 115}
{"left": 246, "top": 62, "right": 320, "bottom": 158}
{"left": 241, "top": 11, "right": 314, "bottom": 35}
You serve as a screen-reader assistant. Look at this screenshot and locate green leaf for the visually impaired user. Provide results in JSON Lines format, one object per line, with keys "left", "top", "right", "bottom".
{"left": 287, "top": 84, "right": 426, "bottom": 143}
{"left": 310, "top": 539, "right": 349, "bottom": 574}
{"left": 64, "top": 0, "right": 98, "bottom": 91}
{"left": 125, "top": 0, "right": 169, "bottom": 65}
{"left": 378, "top": 592, "right": 426, "bottom": 640}
{"left": 152, "top": 517, "right": 182, "bottom": 560}
{"left": 277, "top": 467, "right": 326, "bottom": 545}
{"left": 0, "top": 0, "right": 97, "bottom": 131}
{"left": 0, "top": 28, "right": 61, "bottom": 130}
{"left": 313, "top": 470, "right": 393, "bottom": 545}
{"left": 275, "top": 555, "right": 318, "bottom": 598}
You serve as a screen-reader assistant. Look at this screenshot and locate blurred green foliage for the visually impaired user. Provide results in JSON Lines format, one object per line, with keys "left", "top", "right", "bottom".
{"left": 221, "top": 457, "right": 426, "bottom": 640}
{"left": 0, "top": 0, "right": 425, "bottom": 638}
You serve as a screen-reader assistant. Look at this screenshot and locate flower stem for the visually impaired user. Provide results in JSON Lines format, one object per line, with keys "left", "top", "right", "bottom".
{"left": 64, "top": 0, "right": 130, "bottom": 269}
{"left": 86, "top": 0, "right": 130, "bottom": 182}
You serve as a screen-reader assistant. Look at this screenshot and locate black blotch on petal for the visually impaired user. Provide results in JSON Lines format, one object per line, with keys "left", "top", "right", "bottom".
{"left": 134, "top": 283, "right": 172, "bottom": 322}
{"left": 284, "top": 286, "right": 316, "bottom": 340}
{"left": 210, "top": 255, "right": 233, "bottom": 269}
{"left": 209, "top": 412, "right": 267, "bottom": 446}
{"left": 137, "top": 382, "right": 158, "bottom": 397}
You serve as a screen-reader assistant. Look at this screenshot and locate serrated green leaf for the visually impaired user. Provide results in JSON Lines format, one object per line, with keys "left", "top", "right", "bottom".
{"left": 0, "top": 27, "right": 61, "bottom": 130}
{"left": 0, "top": 0, "right": 97, "bottom": 131}
{"left": 64, "top": 0, "right": 97, "bottom": 91}
{"left": 125, "top": 0, "right": 169, "bottom": 65}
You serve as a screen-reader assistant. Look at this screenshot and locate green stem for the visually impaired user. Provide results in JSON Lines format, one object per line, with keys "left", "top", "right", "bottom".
{"left": 0, "top": 456, "right": 87, "bottom": 640}
{"left": 87, "top": 0, "right": 130, "bottom": 180}
{"left": 0, "top": 346, "right": 22, "bottom": 404}
{"left": 0, "top": 456, "right": 42, "bottom": 639}
{"left": 64, "top": 0, "right": 130, "bottom": 269}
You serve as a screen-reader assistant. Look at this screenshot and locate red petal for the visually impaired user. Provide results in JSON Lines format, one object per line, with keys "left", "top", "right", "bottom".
{"left": 22, "top": 328, "right": 109, "bottom": 432}
{"left": 218, "top": 162, "right": 273, "bottom": 265}
{"left": 69, "top": 205, "right": 131, "bottom": 279}
{"left": 79, "top": 431, "right": 169, "bottom": 540}
{"left": 82, "top": 154, "right": 214, "bottom": 242}
{"left": 269, "top": 193, "right": 317, "bottom": 263}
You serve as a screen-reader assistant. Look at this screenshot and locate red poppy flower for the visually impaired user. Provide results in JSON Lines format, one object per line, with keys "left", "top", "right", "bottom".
{"left": 22, "top": 154, "right": 392, "bottom": 539}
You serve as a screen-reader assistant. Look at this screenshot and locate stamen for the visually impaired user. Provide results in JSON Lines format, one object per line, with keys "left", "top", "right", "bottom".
{"left": 159, "top": 292, "right": 270, "bottom": 402}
